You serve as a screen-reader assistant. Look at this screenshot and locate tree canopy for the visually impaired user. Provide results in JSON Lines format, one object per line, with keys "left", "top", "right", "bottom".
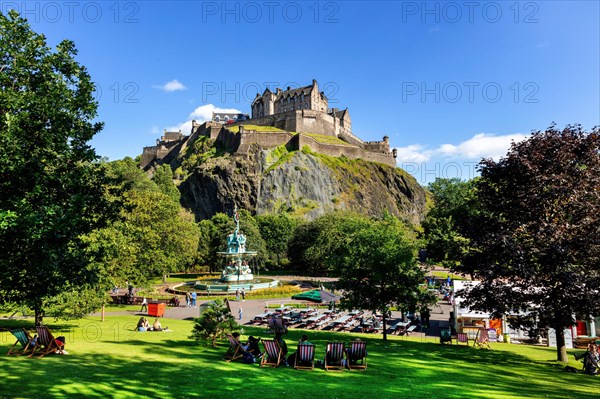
{"left": 422, "top": 178, "right": 479, "bottom": 268}
{"left": 0, "top": 11, "right": 116, "bottom": 324}
{"left": 460, "top": 124, "right": 600, "bottom": 362}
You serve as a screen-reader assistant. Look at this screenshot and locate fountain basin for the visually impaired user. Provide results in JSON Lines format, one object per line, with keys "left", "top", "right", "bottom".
{"left": 174, "top": 277, "right": 279, "bottom": 293}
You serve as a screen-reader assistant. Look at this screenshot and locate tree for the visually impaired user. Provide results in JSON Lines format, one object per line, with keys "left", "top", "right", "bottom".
{"left": 153, "top": 164, "right": 180, "bottom": 203}
{"left": 288, "top": 212, "right": 372, "bottom": 274}
{"left": 257, "top": 213, "right": 299, "bottom": 268}
{"left": 189, "top": 299, "right": 238, "bottom": 347}
{"left": 82, "top": 159, "right": 199, "bottom": 286}
{"left": 461, "top": 124, "right": 600, "bottom": 362}
{"left": 422, "top": 178, "right": 479, "bottom": 268}
{"left": 298, "top": 212, "right": 430, "bottom": 339}
{"left": 0, "top": 11, "right": 116, "bottom": 325}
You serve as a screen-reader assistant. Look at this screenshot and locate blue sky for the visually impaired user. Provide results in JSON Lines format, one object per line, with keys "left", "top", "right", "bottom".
{"left": 9, "top": 1, "right": 600, "bottom": 183}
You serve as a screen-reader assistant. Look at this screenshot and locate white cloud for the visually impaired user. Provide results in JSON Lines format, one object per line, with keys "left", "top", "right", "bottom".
{"left": 189, "top": 104, "right": 241, "bottom": 122}
{"left": 149, "top": 125, "right": 159, "bottom": 135}
{"left": 437, "top": 133, "right": 528, "bottom": 160}
{"left": 165, "top": 104, "right": 242, "bottom": 134}
{"left": 394, "top": 132, "right": 528, "bottom": 164}
{"left": 428, "top": 26, "right": 442, "bottom": 33}
{"left": 153, "top": 79, "right": 187, "bottom": 92}
{"left": 394, "top": 144, "right": 432, "bottom": 163}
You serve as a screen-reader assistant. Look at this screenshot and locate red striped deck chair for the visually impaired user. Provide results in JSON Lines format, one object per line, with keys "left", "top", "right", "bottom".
{"left": 345, "top": 340, "right": 367, "bottom": 370}
{"left": 294, "top": 344, "right": 315, "bottom": 370}
{"left": 30, "top": 326, "right": 64, "bottom": 358}
{"left": 474, "top": 328, "right": 491, "bottom": 349}
{"left": 260, "top": 339, "right": 283, "bottom": 367}
{"left": 324, "top": 341, "right": 345, "bottom": 371}
{"left": 224, "top": 334, "right": 245, "bottom": 362}
{"left": 7, "top": 328, "right": 35, "bottom": 356}
{"left": 455, "top": 332, "right": 469, "bottom": 346}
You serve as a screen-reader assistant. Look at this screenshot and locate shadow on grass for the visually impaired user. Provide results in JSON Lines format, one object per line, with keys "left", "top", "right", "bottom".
{"left": 1, "top": 321, "right": 599, "bottom": 399}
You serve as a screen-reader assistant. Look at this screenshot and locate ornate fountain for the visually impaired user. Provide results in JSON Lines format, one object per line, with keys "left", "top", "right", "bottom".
{"left": 217, "top": 206, "right": 257, "bottom": 282}
{"left": 180, "top": 206, "right": 279, "bottom": 293}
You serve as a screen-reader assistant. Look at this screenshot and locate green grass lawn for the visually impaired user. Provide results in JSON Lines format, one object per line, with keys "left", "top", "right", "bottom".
{"left": 1, "top": 316, "right": 599, "bottom": 399}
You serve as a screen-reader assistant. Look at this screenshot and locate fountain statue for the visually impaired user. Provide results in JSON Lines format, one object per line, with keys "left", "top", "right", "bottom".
{"left": 218, "top": 206, "right": 257, "bottom": 282}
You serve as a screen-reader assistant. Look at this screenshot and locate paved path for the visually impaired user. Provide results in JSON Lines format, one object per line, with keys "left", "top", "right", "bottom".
{"left": 98, "top": 295, "right": 454, "bottom": 339}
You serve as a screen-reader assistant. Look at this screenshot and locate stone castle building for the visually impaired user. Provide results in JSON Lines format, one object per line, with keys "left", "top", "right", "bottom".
{"left": 141, "top": 79, "right": 397, "bottom": 169}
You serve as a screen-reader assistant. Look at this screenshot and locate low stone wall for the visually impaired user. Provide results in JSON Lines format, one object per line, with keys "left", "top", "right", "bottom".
{"left": 297, "top": 134, "right": 396, "bottom": 167}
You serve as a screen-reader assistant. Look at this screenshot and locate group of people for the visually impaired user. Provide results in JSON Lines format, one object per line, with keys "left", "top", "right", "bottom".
{"left": 137, "top": 317, "right": 168, "bottom": 332}
{"left": 185, "top": 291, "right": 198, "bottom": 308}
{"left": 235, "top": 288, "right": 246, "bottom": 301}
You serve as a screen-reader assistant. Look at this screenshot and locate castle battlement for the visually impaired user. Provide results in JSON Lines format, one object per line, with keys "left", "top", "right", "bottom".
{"left": 142, "top": 80, "right": 397, "bottom": 169}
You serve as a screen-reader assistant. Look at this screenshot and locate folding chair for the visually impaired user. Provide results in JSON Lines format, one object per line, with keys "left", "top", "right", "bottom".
{"left": 440, "top": 328, "right": 452, "bottom": 345}
{"left": 294, "top": 344, "right": 315, "bottom": 370}
{"left": 324, "top": 341, "right": 345, "bottom": 371}
{"left": 345, "top": 340, "right": 367, "bottom": 370}
{"left": 7, "top": 328, "right": 36, "bottom": 356}
{"left": 224, "top": 334, "right": 245, "bottom": 362}
{"left": 261, "top": 339, "right": 283, "bottom": 367}
{"left": 30, "top": 326, "right": 65, "bottom": 358}
{"left": 455, "top": 332, "right": 469, "bottom": 346}
{"left": 474, "top": 328, "right": 491, "bottom": 349}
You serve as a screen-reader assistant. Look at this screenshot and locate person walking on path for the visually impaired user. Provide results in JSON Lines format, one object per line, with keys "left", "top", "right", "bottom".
{"left": 238, "top": 306, "right": 243, "bottom": 321}
{"left": 140, "top": 297, "right": 148, "bottom": 312}
{"left": 186, "top": 292, "right": 190, "bottom": 308}
{"left": 191, "top": 291, "right": 197, "bottom": 308}
{"left": 241, "top": 288, "right": 246, "bottom": 301}
{"left": 235, "top": 288, "right": 240, "bottom": 301}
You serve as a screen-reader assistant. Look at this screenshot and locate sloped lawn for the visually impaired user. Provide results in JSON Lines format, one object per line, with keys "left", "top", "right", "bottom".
{"left": 1, "top": 316, "right": 598, "bottom": 398}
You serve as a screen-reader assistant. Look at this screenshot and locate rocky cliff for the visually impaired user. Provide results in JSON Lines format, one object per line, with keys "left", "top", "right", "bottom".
{"left": 176, "top": 141, "right": 427, "bottom": 225}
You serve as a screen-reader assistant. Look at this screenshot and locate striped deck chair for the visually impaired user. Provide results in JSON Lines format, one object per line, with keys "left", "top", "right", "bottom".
{"left": 474, "top": 328, "right": 491, "bottom": 349}
{"left": 294, "top": 344, "right": 315, "bottom": 370}
{"left": 7, "top": 328, "right": 35, "bottom": 356}
{"left": 224, "top": 334, "right": 245, "bottom": 362}
{"left": 440, "top": 328, "right": 452, "bottom": 345}
{"left": 455, "top": 332, "right": 469, "bottom": 346}
{"left": 324, "top": 341, "right": 345, "bottom": 371}
{"left": 345, "top": 340, "right": 367, "bottom": 370}
{"left": 30, "top": 326, "right": 64, "bottom": 358}
{"left": 260, "top": 339, "right": 283, "bottom": 368}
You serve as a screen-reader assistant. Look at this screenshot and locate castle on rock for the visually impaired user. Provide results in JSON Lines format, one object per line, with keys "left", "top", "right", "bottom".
{"left": 141, "top": 79, "right": 397, "bottom": 169}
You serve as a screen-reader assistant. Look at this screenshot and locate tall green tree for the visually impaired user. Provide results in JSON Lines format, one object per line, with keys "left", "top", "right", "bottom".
{"left": 0, "top": 11, "right": 116, "bottom": 324}
{"left": 288, "top": 212, "right": 372, "bottom": 274}
{"left": 461, "top": 125, "right": 600, "bottom": 362}
{"left": 422, "top": 178, "right": 479, "bottom": 268}
{"left": 330, "top": 217, "right": 425, "bottom": 341}
{"left": 257, "top": 213, "right": 299, "bottom": 268}
{"left": 82, "top": 159, "right": 199, "bottom": 286}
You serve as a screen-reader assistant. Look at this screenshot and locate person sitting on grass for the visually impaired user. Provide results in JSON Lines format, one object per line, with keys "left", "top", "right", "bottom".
{"left": 152, "top": 317, "right": 163, "bottom": 331}
{"left": 137, "top": 317, "right": 149, "bottom": 332}
{"left": 287, "top": 334, "right": 312, "bottom": 366}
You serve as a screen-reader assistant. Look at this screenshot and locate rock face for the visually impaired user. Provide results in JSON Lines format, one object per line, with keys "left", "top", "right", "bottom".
{"left": 178, "top": 146, "right": 427, "bottom": 224}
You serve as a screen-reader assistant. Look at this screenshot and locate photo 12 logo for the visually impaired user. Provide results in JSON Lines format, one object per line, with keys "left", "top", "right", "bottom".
{"left": 401, "top": 1, "right": 539, "bottom": 24}
{"left": 401, "top": 81, "right": 539, "bottom": 104}
{"left": 93, "top": 82, "right": 140, "bottom": 104}
{"left": 0, "top": 1, "right": 140, "bottom": 23}
{"left": 401, "top": 161, "right": 479, "bottom": 184}
{"left": 200, "top": 1, "right": 340, "bottom": 24}
{"left": 201, "top": 81, "right": 340, "bottom": 104}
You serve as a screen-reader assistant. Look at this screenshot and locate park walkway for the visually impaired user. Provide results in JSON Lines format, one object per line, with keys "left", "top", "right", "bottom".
{"left": 96, "top": 295, "right": 453, "bottom": 340}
